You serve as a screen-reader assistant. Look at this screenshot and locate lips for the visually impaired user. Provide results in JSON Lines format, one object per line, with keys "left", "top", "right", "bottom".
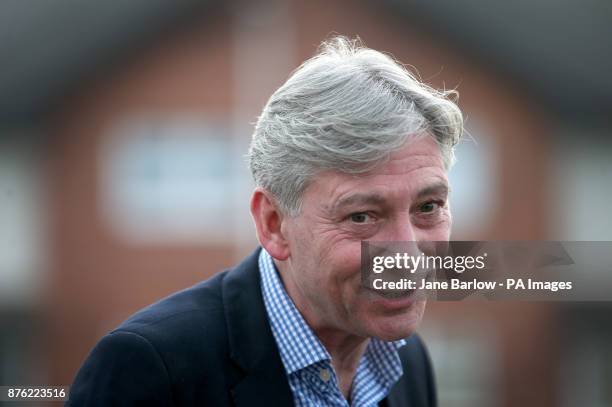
{"left": 363, "top": 284, "right": 418, "bottom": 303}
{"left": 369, "top": 287, "right": 416, "bottom": 299}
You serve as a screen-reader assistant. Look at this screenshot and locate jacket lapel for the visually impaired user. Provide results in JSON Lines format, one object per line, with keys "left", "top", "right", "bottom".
{"left": 222, "top": 248, "right": 294, "bottom": 406}
{"left": 383, "top": 388, "right": 410, "bottom": 407}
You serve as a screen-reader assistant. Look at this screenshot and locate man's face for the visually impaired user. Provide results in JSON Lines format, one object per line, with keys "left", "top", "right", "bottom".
{"left": 278, "top": 134, "right": 451, "bottom": 341}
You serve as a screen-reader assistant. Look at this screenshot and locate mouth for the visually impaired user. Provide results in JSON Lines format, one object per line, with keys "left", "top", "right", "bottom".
{"left": 366, "top": 286, "right": 416, "bottom": 299}
{"left": 363, "top": 285, "right": 421, "bottom": 311}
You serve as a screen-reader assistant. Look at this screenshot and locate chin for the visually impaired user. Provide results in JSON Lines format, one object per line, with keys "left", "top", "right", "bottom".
{"left": 366, "top": 304, "right": 426, "bottom": 341}
{"left": 374, "top": 324, "right": 420, "bottom": 341}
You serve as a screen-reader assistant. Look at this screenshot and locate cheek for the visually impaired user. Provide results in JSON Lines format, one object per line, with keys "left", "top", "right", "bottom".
{"left": 290, "top": 219, "right": 366, "bottom": 293}
{"left": 331, "top": 240, "right": 362, "bottom": 271}
{"left": 420, "top": 210, "right": 452, "bottom": 241}
{"left": 440, "top": 210, "right": 453, "bottom": 239}
{"left": 434, "top": 222, "right": 452, "bottom": 240}
{"left": 310, "top": 227, "right": 360, "bottom": 268}
{"left": 320, "top": 243, "right": 363, "bottom": 303}
{"left": 335, "top": 248, "right": 366, "bottom": 308}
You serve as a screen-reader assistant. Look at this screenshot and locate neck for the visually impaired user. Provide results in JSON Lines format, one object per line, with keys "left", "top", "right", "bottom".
{"left": 315, "top": 327, "right": 370, "bottom": 399}
{"left": 313, "top": 326, "right": 369, "bottom": 369}
{"left": 275, "top": 259, "right": 369, "bottom": 399}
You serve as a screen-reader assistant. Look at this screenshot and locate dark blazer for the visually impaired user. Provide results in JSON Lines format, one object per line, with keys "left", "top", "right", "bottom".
{"left": 67, "top": 248, "right": 437, "bottom": 406}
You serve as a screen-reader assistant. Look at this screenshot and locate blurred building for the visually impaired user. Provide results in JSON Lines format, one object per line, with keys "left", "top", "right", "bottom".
{"left": 0, "top": 1, "right": 611, "bottom": 406}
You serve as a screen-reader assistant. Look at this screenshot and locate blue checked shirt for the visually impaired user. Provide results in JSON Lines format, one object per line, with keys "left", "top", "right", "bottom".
{"left": 259, "top": 249, "right": 406, "bottom": 407}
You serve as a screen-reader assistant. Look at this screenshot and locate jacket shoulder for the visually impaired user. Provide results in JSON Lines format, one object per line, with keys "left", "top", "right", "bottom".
{"left": 67, "top": 250, "right": 263, "bottom": 407}
{"left": 117, "top": 269, "right": 229, "bottom": 342}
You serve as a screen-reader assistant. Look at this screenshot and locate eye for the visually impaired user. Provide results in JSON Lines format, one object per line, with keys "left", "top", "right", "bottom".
{"left": 420, "top": 201, "right": 442, "bottom": 213}
{"left": 349, "top": 212, "right": 371, "bottom": 223}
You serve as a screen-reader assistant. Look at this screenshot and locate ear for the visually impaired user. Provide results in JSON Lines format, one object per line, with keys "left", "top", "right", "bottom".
{"left": 250, "top": 188, "right": 290, "bottom": 260}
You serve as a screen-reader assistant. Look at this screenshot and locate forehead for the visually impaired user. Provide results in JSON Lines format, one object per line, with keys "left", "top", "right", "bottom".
{"left": 303, "top": 135, "right": 448, "bottom": 208}
{"left": 370, "top": 134, "right": 445, "bottom": 176}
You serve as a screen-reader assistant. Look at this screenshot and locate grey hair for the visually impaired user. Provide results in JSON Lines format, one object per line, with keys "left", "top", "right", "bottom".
{"left": 248, "top": 36, "right": 463, "bottom": 216}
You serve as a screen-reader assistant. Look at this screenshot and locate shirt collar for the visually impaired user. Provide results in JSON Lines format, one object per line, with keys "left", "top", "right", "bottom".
{"left": 259, "top": 248, "right": 330, "bottom": 374}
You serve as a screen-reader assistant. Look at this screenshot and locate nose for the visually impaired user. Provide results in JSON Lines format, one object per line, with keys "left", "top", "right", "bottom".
{"left": 388, "top": 213, "right": 417, "bottom": 242}
{"left": 385, "top": 214, "right": 431, "bottom": 257}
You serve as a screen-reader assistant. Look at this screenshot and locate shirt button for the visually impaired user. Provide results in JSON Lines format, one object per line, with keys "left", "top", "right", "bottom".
{"left": 319, "top": 368, "right": 331, "bottom": 382}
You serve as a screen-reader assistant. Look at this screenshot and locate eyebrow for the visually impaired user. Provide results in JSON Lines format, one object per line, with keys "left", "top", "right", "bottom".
{"left": 415, "top": 183, "right": 449, "bottom": 200}
{"left": 332, "top": 193, "right": 387, "bottom": 212}
{"left": 330, "top": 182, "right": 449, "bottom": 213}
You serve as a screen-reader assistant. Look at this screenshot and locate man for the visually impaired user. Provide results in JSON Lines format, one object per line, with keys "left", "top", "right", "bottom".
{"left": 67, "top": 36, "right": 463, "bottom": 406}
